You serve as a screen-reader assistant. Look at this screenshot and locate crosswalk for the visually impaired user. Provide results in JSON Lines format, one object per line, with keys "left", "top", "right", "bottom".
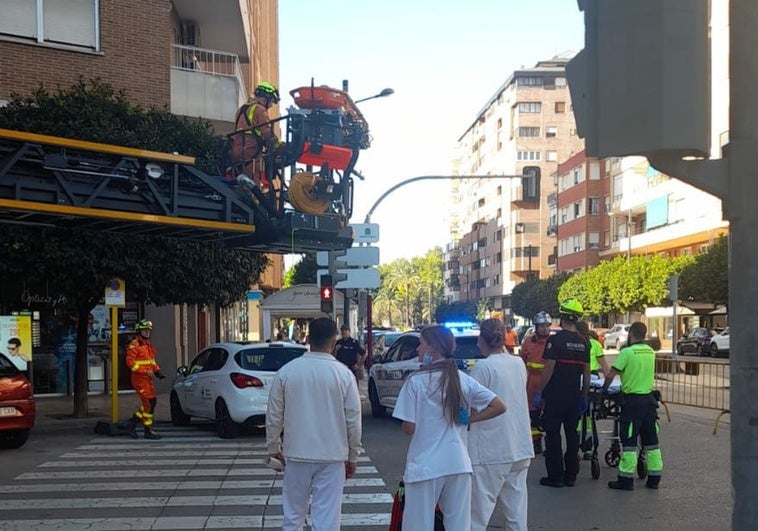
{"left": 0, "top": 424, "right": 393, "bottom": 530}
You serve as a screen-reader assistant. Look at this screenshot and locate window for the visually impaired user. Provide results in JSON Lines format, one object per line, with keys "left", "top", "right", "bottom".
{"left": 518, "top": 102, "right": 542, "bottom": 113}
{"left": 517, "top": 151, "right": 542, "bottom": 161}
{"left": 604, "top": 195, "right": 611, "bottom": 213}
{"left": 559, "top": 239, "right": 569, "bottom": 257}
{"left": 497, "top": 118, "right": 502, "bottom": 129}
{"left": 588, "top": 232, "right": 600, "bottom": 249}
{"left": 546, "top": 150, "right": 558, "bottom": 162}
{"left": 573, "top": 167, "right": 585, "bottom": 184}
{"left": 589, "top": 197, "right": 600, "bottom": 215}
{"left": 555, "top": 102, "right": 566, "bottom": 113}
{"left": 589, "top": 162, "right": 601, "bottom": 180}
{"left": 517, "top": 77, "right": 543, "bottom": 87}
{"left": 0, "top": 0, "right": 100, "bottom": 50}
{"left": 546, "top": 126, "right": 558, "bottom": 138}
{"left": 556, "top": 77, "right": 567, "bottom": 88}
{"left": 559, "top": 206, "right": 569, "bottom": 224}
{"left": 681, "top": 247, "right": 692, "bottom": 256}
{"left": 518, "top": 127, "right": 540, "bottom": 137}
{"left": 574, "top": 200, "right": 584, "bottom": 219}
{"left": 572, "top": 234, "right": 584, "bottom": 253}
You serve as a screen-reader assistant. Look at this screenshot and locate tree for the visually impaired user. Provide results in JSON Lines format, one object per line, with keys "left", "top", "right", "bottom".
{"left": 283, "top": 254, "right": 319, "bottom": 287}
{"left": 678, "top": 236, "right": 729, "bottom": 307}
{"left": 511, "top": 271, "right": 570, "bottom": 320}
{"left": 0, "top": 79, "right": 268, "bottom": 417}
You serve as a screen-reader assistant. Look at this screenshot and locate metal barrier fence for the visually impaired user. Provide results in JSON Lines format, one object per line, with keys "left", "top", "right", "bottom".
{"left": 654, "top": 358, "right": 730, "bottom": 411}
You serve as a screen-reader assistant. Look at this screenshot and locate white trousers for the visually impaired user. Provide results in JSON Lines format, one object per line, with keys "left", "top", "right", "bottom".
{"left": 404, "top": 473, "right": 471, "bottom": 531}
{"left": 471, "top": 459, "right": 531, "bottom": 531}
{"left": 282, "top": 460, "right": 345, "bottom": 531}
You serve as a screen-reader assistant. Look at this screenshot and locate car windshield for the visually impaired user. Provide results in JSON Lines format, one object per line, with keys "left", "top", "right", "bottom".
{"left": 0, "top": 352, "right": 20, "bottom": 377}
{"left": 453, "top": 337, "right": 483, "bottom": 360}
{"left": 236, "top": 346, "right": 306, "bottom": 372}
{"left": 384, "top": 333, "right": 402, "bottom": 347}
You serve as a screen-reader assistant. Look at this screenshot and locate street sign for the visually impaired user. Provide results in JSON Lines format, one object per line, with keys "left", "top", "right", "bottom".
{"left": 335, "top": 268, "right": 380, "bottom": 289}
{"left": 350, "top": 223, "right": 380, "bottom": 243}
{"left": 334, "top": 246, "right": 380, "bottom": 266}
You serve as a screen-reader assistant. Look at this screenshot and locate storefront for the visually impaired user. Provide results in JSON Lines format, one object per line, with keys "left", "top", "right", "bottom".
{"left": 1, "top": 290, "right": 143, "bottom": 396}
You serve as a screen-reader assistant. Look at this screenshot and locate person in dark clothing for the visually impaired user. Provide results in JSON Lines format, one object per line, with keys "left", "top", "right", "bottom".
{"left": 335, "top": 325, "right": 365, "bottom": 382}
{"left": 537, "top": 299, "right": 590, "bottom": 488}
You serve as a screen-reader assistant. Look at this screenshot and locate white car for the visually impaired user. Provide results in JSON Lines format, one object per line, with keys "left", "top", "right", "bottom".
{"left": 368, "top": 326, "right": 484, "bottom": 418}
{"left": 604, "top": 324, "right": 631, "bottom": 349}
{"left": 372, "top": 331, "right": 403, "bottom": 358}
{"left": 709, "top": 327, "right": 730, "bottom": 357}
{"left": 170, "top": 341, "right": 307, "bottom": 438}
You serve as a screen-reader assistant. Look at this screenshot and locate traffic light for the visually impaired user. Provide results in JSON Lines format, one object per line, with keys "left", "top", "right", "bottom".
{"left": 320, "top": 274, "right": 333, "bottom": 314}
{"left": 566, "top": 0, "right": 709, "bottom": 159}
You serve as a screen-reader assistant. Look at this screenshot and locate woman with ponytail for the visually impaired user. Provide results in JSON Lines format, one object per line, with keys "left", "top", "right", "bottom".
{"left": 393, "top": 325, "right": 506, "bottom": 530}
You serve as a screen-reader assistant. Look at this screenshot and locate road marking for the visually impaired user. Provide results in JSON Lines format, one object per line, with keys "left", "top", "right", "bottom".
{"left": 0, "top": 514, "right": 392, "bottom": 530}
{"left": 0, "top": 477, "right": 386, "bottom": 493}
{"left": 60, "top": 450, "right": 372, "bottom": 461}
{"left": 18, "top": 465, "right": 379, "bottom": 480}
{"left": 0, "top": 493, "right": 393, "bottom": 510}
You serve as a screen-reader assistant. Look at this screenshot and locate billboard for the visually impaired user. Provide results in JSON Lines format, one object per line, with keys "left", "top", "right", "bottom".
{"left": 0, "top": 315, "right": 33, "bottom": 370}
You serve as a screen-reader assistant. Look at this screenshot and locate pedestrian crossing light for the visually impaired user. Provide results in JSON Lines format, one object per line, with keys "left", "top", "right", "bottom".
{"left": 320, "top": 274, "right": 333, "bottom": 314}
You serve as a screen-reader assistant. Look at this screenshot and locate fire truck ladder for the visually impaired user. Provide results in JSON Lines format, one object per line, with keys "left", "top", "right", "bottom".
{"left": 0, "top": 128, "right": 353, "bottom": 253}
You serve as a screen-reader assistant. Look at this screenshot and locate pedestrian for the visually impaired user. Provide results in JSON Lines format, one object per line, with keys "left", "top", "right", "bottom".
{"left": 602, "top": 321, "right": 663, "bottom": 490}
{"left": 504, "top": 323, "right": 519, "bottom": 354}
{"left": 519, "top": 311, "right": 552, "bottom": 455}
{"left": 125, "top": 319, "right": 165, "bottom": 440}
{"left": 266, "top": 317, "right": 363, "bottom": 530}
{"left": 469, "top": 318, "right": 533, "bottom": 531}
{"left": 231, "top": 81, "right": 285, "bottom": 192}
{"left": 392, "top": 325, "right": 506, "bottom": 530}
{"left": 335, "top": 324, "right": 366, "bottom": 382}
{"left": 537, "top": 299, "right": 590, "bottom": 488}
{"left": 575, "top": 321, "right": 611, "bottom": 458}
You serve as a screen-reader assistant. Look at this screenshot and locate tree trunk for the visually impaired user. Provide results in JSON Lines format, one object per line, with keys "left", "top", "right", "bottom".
{"left": 72, "top": 304, "right": 94, "bottom": 417}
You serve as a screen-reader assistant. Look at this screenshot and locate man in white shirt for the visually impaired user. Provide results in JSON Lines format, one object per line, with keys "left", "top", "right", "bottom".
{"left": 266, "top": 317, "right": 363, "bottom": 530}
{"left": 469, "top": 318, "right": 534, "bottom": 531}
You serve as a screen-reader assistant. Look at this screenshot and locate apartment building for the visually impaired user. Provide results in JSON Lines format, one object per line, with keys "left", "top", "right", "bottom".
{"left": 0, "top": 1, "right": 281, "bottom": 392}
{"left": 446, "top": 55, "right": 584, "bottom": 314}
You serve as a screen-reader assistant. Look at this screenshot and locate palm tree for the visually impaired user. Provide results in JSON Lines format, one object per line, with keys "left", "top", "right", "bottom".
{"left": 384, "top": 259, "right": 420, "bottom": 328}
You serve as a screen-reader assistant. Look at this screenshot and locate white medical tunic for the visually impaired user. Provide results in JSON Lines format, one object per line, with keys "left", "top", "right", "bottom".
{"left": 393, "top": 368, "right": 496, "bottom": 483}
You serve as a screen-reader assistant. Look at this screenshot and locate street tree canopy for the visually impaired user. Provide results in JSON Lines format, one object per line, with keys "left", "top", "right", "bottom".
{"left": 0, "top": 79, "right": 268, "bottom": 417}
{"left": 678, "top": 236, "right": 728, "bottom": 307}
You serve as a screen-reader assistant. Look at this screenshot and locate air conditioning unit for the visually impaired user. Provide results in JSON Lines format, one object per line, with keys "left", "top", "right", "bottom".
{"left": 181, "top": 22, "right": 199, "bottom": 46}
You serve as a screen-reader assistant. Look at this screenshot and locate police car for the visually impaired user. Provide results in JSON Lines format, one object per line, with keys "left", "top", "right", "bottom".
{"left": 367, "top": 322, "right": 484, "bottom": 417}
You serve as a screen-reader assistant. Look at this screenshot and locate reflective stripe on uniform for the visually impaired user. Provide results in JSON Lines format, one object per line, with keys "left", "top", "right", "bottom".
{"left": 526, "top": 361, "right": 545, "bottom": 369}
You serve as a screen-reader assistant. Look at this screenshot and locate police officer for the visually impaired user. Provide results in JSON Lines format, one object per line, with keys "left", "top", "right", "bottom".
{"left": 335, "top": 324, "right": 365, "bottom": 383}
{"left": 537, "top": 299, "right": 590, "bottom": 488}
{"left": 602, "top": 321, "right": 662, "bottom": 490}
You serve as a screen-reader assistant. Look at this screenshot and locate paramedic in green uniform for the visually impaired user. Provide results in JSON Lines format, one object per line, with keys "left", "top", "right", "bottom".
{"left": 602, "top": 321, "right": 662, "bottom": 490}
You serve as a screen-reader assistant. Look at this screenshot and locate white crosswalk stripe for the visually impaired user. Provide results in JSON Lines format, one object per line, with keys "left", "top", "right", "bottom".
{"left": 0, "top": 425, "right": 393, "bottom": 530}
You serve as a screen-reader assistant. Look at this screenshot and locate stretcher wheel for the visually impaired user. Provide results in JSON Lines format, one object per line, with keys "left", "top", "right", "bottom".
{"left": 637, "top": 452, "right": 648, "bottom": 479}
{"left": 591, "top": 458, "right": 601, "bottom": 479}
{"left": 605, "top": 449, "right": 620, "bottom": 468}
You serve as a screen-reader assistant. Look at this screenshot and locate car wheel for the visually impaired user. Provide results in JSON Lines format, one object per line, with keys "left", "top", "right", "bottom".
{"left": 676, "top": 345, "right": 684, "bottom": 356}
{"left": 215, "top": 399, "right": 241, "bottom": 439}
{"left": 0, "top": 429, "right": 30, "bottom": 450}
{"left": 368, "top": 380, "right": 386, "bottom": 418}
{"left": 709, "top": 343, "right": 719, "bottom": 358}
{"left": 170, "top": 391, "right": 191, "bottom": 427}
{"left": 696, "top": 345, "right": 706, "bottom": 357}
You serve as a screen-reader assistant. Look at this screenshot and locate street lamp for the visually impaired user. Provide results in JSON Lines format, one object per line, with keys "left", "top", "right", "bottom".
{"left": 354, "top": 88, "right": 394, "bottom": 104}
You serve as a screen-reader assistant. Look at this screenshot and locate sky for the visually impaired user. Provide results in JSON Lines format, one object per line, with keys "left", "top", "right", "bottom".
{"left": 278, "top": 0, "right": 584, "bottom": 266}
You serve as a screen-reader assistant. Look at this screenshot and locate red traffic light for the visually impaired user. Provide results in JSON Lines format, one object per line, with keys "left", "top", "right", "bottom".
{"left": 320, "top": 286, "right": 333, "bottom": 301}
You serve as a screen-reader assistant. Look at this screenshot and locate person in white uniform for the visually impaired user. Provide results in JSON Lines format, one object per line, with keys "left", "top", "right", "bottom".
{"left": 469, "top": 318, "right": 534, "bottom": 531}
{"left": 393, "top": 325, "right": 506, "bottom": 530}
{"left": 266, "top": 317, "right": 363, "bottom": 531}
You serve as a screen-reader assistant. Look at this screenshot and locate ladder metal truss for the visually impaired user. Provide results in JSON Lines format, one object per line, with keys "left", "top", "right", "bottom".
{"left": 0, "top": 129, "right": 353, "bottom": 253}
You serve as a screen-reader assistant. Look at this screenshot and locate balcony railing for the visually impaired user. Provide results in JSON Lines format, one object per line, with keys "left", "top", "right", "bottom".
{"left": 170, "top": 44, "right": 247, "bottom": 123}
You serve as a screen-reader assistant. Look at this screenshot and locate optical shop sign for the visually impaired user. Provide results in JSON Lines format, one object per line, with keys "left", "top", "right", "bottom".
{"left": 0, "top": 315, "right": 32, "bottom": 371}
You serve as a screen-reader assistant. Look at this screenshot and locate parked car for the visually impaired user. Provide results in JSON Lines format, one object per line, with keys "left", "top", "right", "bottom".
{"left": 367, "top": 326, "right": 483, "bottom": 418}
{"left": 676, "top": 327, "right": 715, "bottom": 357}
{"left": 0, "top": 352, "right": 36, "bottom": 449}
{"left": 709, "top": 327, "right": 730, "bottom": 357}
{"left": 170, "top": 341, "right": 307, "bottom": 438}
{"left": 604, "top": 324, "right": 631, "bottom": 349}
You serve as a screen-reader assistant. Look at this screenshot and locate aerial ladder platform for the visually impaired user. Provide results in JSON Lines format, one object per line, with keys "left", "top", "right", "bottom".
{"left": 0, "top": 83, "right": 372, "bottom": 253}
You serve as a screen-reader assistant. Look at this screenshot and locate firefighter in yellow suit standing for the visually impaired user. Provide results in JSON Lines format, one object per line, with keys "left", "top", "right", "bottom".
{"left": 126, "top": 319, "right": 165, "bottom": 440}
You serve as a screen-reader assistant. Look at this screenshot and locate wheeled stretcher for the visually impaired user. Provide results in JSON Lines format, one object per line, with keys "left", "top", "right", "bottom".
{"left": 581, "top": 375, "right": 649, "bottom": 480}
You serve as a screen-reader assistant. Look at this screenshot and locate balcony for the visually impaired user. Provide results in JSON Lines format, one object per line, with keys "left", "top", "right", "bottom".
{"left": 171, "top": 44, "right": 247, "bottom": 124}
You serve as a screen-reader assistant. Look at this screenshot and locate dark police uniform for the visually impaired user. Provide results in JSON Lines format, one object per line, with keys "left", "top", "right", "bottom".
{"left": 335, "top": 337, "right": 365, "bottom": 380}
{"left": 541, "top": 329, "right": 590, "bottom": 485}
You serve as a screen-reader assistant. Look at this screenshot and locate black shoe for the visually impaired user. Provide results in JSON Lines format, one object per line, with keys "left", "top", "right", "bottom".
{"left": 144, "top": 430, "right": 162, "bottom": 440}
{"left": 564, "top": 476, "right": 576, "bottom": 487}
{"left": 646, "top": 477, "right": 661, "bottom": 489}
{"left": 540, "top": 477, "right": 564, "bottom": 488}
{"left": 608, "top": 478, "right": 634, "bottom": 491}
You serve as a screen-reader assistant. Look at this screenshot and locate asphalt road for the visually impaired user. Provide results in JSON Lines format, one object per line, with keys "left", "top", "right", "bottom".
{"left": 0, "top": 387, "right": 732, "bottom": 530}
